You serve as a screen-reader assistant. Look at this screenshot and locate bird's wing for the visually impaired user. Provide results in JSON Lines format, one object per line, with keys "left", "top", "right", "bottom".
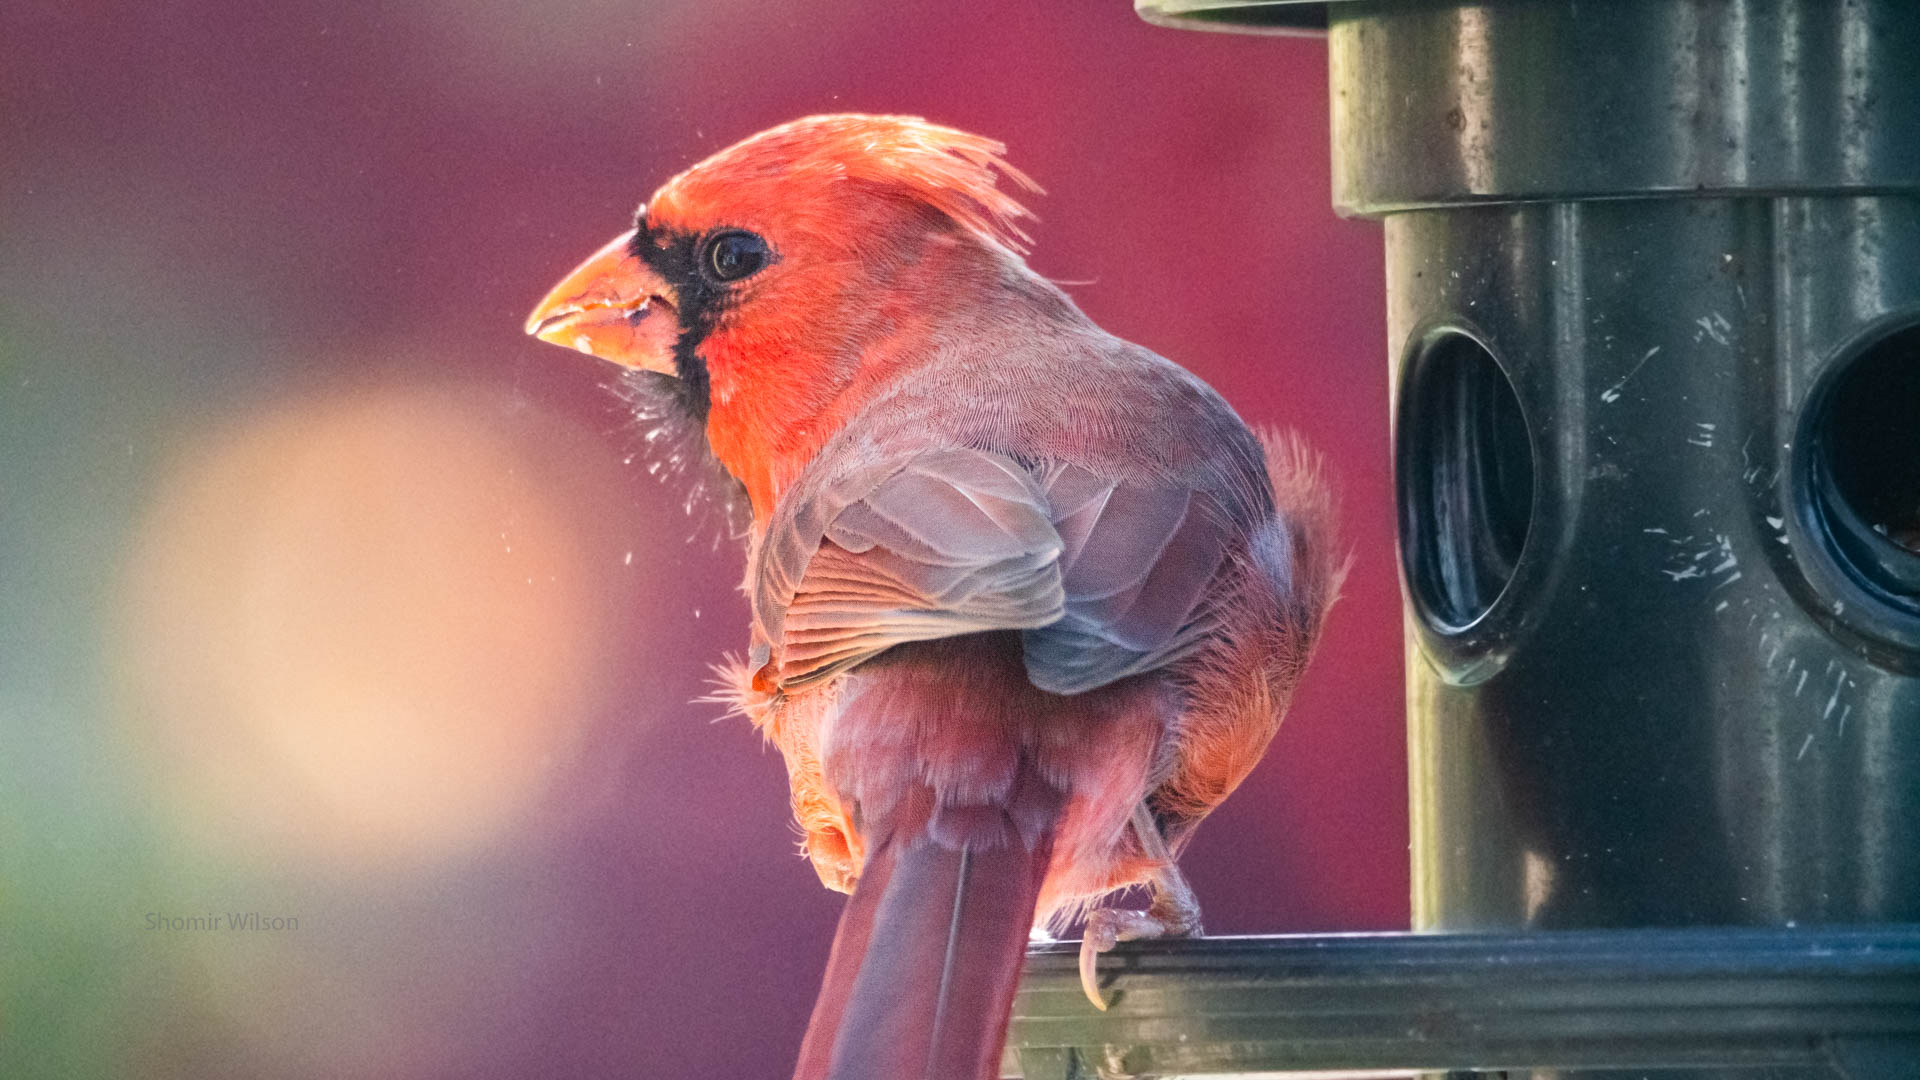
{"left": 754, "top": 447, "right": 1067, "bottom": 689}
{"left": 1021, "top": 461, "right": 1233, "bottom": 695}
{"left": 756, "top": 449, "right": 1236, "bottom": 697}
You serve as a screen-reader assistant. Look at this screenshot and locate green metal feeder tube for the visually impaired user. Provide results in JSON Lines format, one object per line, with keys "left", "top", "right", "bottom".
{"left": 1142, "top": 0, "right": 1920, "bottom": 939}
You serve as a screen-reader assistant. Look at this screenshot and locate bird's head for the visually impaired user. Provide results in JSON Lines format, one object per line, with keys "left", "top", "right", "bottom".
{"left": 525, "top": 114, "right": 1041, "bottom": 514}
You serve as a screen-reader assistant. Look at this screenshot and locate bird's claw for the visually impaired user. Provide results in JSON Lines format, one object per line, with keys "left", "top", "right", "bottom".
{"left": 1076, "top": 907, "right": 1196, "bottom": 1011}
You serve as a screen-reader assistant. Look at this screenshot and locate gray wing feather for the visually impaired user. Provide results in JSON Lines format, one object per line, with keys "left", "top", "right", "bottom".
{"left": 757, "top": 449, "right": 1066, "bottom": 688}
{"left": 1021, "top": 464, "right": 1230, "bottom": 695}
{"left": 756, "top": 453, "right": 1232, "bottom": 696}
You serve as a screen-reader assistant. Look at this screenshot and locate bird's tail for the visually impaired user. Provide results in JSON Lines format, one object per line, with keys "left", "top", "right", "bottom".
{"left": 1257, "top": 425, "right": 1349, "bottom": 627}
{"left": 793, "top": 777, "right": 1060, "bottom": 1080}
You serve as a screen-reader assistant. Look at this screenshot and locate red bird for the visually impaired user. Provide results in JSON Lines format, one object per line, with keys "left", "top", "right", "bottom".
{"left": 526, "top": 115, "right": 1341, "bottom": 1080}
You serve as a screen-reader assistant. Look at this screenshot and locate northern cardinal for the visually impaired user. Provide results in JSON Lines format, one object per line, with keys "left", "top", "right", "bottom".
{"left": 526, "top": 115, "right": 1341, "bottom": 1080}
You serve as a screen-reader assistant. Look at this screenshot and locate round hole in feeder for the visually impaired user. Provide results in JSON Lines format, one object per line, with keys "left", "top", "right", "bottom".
{"left": 1398, "top": 329, "right": 1535, "bottom": 634}
{"left": 1804, "top": 320, "right": 1920, "bottom": 617}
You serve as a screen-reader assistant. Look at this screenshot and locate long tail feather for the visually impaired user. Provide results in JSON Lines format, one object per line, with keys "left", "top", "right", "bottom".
{"left": 792, "top": 840, "right": 900, "bottom": 1079}
{"left": 795, "top": 819, "right": 1055, "bottom": 1080}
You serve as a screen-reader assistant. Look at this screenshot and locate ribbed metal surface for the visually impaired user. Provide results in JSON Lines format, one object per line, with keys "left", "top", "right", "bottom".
{"left": 1006, "top": 927, "right": 1920, "bottom": 1078}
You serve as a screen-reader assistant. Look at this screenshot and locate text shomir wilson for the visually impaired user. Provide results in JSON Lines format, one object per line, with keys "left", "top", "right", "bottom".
{"left": 145, "top": 912, "right": 298, "bottom": 932}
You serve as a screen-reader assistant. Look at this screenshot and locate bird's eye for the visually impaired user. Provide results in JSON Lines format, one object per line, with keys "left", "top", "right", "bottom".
{"left": 702, "top": 231, "right": 771, "bottom": 283}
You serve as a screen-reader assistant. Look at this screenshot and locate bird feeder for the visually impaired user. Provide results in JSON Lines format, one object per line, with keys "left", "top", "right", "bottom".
{"left": 1008, "top": 1, "right": 1920, "bottom": 1074}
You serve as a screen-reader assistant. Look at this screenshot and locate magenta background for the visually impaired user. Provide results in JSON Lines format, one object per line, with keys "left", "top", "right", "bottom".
{"left": 4, "top": 2, "right": 1400, "bottom": 1076}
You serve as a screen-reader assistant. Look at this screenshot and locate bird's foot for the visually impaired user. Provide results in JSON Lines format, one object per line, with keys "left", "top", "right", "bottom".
{"left": 1077, "top": 803, "right": 1203, "bottom": 1011}
{"left": 1077, "top": 897, "right": 1201, "bottom": 1010}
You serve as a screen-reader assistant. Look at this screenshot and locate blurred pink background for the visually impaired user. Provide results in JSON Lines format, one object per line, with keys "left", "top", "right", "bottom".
{"left": 2, "top": 2, "right": 1398, "bottom": 1077}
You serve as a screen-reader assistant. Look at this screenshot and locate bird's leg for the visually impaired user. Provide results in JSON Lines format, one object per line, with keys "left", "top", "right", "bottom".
{"left": 1077, "top": 801, "right": 1204, "bottom": 1010}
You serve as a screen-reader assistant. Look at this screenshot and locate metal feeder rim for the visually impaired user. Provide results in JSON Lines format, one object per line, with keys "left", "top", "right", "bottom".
{"left": 1006, "top": 926, "right": 1920, "bottom": 1077}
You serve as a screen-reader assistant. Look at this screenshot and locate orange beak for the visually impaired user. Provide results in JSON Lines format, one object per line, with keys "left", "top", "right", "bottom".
{"left": 524, "top": 230, "right": 683, "bottom": 376}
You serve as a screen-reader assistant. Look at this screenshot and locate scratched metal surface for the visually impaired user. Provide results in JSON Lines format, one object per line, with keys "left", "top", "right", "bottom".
{"left": 1392, "top": 195, "right": 1920, "bottom": 932}
{"left": 1343, "top": 0, "right": 1920, "bottom": 937}
{"left": 1137, "top": 0, "right": 1920, "bottom": 972}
